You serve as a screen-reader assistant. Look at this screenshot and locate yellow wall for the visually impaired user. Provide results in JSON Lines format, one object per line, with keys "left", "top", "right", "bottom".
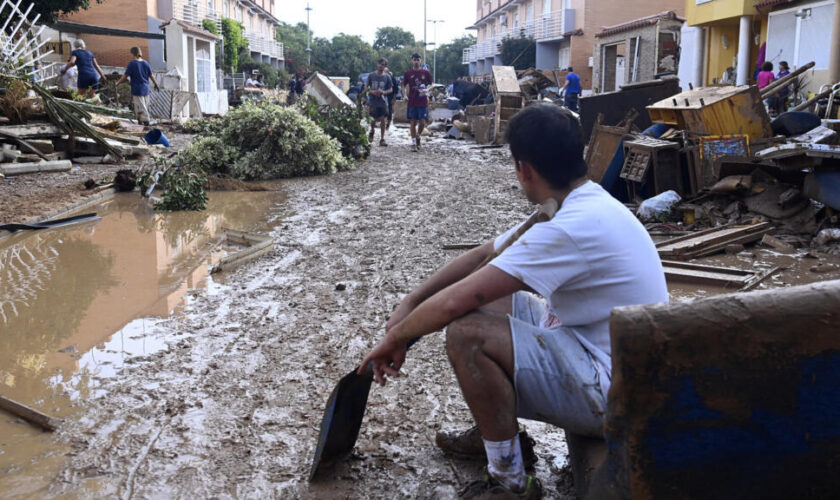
{"left": 705, "top": 23, "right": 739, "bottom": 84}
{"left": 686, "top": 0, "right": 758, "bottom": 26}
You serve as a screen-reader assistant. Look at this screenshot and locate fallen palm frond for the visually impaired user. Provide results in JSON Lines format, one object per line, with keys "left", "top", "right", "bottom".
{"left": 25, "top": 80, "right": 123, "bottom": 160}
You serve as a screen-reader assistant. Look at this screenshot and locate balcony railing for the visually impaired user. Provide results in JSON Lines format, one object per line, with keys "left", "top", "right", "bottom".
{"left": 172, "top": 0, "right": 222, "bottom": 33}
{"left": 462, "top": 46, "right": 476, "bottom": 64}
{"left": 244, "top": 32, "right": 284, "bottom": 59}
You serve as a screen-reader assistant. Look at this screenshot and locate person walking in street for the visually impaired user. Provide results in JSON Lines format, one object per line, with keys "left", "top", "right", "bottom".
{"left": 358, "top": 103, "right": 668, "bottom": 499}
{"left": 560, "top": 66, "right": 581, "bottom": 113}
{"left": 116, "top": 47, "right": 159, "bottom": 126}
{"left": 403, "top": 53, "right": 432, "bottom": 152}
{"left": 61, "top": 39, "right": 106, "bottom": 98}
{"left": 365, "top": 58, "right": 393, "bottom": 147}
{"left": 385, "top": 70, "right": 399, "bottom": 130}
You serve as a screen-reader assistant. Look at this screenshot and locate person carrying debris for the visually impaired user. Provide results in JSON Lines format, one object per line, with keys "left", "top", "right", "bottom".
{"left": 559, "top": 67, "right": 581, "bottom": 113}
{"left": 116, "top": 47, "right": 160, "bottom": 126}
{"left": 359, "top": 104, "right": 668, "bottom": 499}
{"left": 403, "top": 53, "right": 433, "bottom": 152}
{"left": 60, "top": 39, "right": 106, "bottom": 99}
{"left": 365, "top": 58, "right": 393, "bottom": 147}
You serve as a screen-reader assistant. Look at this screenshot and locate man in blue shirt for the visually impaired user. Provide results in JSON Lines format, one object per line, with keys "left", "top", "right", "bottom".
{"left": 560, "top": 67, "right": 581, "bottom": 113}
{"left": 117, "top": 47, "right": 159, "bottom": 126}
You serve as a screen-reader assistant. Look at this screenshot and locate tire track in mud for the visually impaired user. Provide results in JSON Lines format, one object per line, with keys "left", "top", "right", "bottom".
{"left": 52, "top": 129, "right": 574, "bottom": 499}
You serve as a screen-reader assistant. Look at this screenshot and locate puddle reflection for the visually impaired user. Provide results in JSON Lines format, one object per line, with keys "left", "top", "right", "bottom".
{"left": 0, "top": 190, "right": 284, "bottom": 496}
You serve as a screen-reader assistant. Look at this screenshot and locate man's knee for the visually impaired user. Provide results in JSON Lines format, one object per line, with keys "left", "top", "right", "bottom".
{"left": 445, "top": 313, "right": 483, "bottom": 360}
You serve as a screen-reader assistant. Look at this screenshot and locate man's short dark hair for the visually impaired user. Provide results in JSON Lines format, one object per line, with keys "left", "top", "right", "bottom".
{"left": 567, "top": 66, "right": 573, "bottom": 72}
{"left": 411, "top": 53, "right": 421, "bottom": 59}
{"left": 378, "top": 57, "right": 388, "bottom": 65}
{"left": 505, "top": 104, "right": 587, "bottom": 190}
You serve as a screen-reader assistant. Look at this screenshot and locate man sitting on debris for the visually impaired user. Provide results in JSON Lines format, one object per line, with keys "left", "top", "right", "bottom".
{"left": 403, "top": 53, "right": 433, "bottom": 152}
{"left": 359, "top": 104, "right": 668, "bottom": 499}
{"left": 365, "top": 58, "right": 393, "bottom": 147}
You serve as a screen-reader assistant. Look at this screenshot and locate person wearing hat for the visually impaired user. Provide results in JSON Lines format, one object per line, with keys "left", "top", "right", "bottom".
{"left": 402, "top": 53, "right": 433, "bottom": 152}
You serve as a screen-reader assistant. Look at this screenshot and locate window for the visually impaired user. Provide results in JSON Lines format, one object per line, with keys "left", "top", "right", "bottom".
{"left": 236, "top": 6, "right": 242, "bottom": 21}
{"left": 196, "top": 41, "right": 212, "bottom": 92}
{"left": 543, "top": 0, "right": 551, "bottom": 16}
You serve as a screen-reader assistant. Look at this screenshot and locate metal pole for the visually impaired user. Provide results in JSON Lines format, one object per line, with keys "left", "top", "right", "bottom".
{"left": 829, "top": 0, "right": 840, "bottom": 84}
{"left": 306, "top": 1, "right": 312, "bottom": 67}
{"left": 423, "top": 0, "right": 427, "bottom": 64}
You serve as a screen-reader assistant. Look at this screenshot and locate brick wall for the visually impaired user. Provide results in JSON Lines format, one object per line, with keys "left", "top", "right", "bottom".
{"left": 61, "top": 0, "right": 153, "bottom": 68}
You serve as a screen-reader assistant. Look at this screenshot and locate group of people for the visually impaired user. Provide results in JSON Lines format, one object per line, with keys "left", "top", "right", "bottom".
{"left": 364, "top": 52, "right": 431, "bottom": 151}
{"left": 60, "top": 39, "right": 158, "bottom": 126}
{"left": 757, "top": 60, "right": 792, "bottom": 115}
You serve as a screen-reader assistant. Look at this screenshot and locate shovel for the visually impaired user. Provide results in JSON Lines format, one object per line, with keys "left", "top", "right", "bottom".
{"left": 308, "top": 198, "right": 559, "bottom": 481}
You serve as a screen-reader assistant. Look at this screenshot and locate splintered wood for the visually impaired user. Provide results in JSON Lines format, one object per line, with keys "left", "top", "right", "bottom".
{"left": 656, "top": 223, "right": 774, "bottom": 260}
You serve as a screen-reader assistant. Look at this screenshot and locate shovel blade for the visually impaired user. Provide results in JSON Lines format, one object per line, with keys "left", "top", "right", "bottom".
{"left": 308, "top": 366, "right": 373, "bottom": 481}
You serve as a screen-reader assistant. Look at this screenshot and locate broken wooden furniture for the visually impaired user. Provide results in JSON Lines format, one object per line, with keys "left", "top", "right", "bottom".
{"left": 647, "top": 85, "right": 772, "bottom": 139}
{"left": 656, "top": 222, "right": 774, "bottom": 260}
{"left": 585, "top": 110, "right": 638, "bottom": 183}
{"left": 585, "top": 279, "right": 840, "bottom": 498}
{"left": 620, "top": 135, "right": 682, "bottom": 199}
{"left": 491, "top": 66, "right": 523, "bottom": 144}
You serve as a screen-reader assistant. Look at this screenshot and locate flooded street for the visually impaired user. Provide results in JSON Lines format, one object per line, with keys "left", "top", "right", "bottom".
{"left": 0, "top": 190, "right": 285, "bottom": 497}
{"left": 2, "top": 128, "right": 839, "bottom": 498}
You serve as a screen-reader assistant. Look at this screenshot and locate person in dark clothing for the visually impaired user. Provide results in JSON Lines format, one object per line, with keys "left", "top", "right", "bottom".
{"left": 365, "top": 58, "right": 393, "bottom": 146}
{"left": 61, "top": 39, "right": 106, "bottom": 98}
{"left": 560, "top": 67, "right": 581, "bottom": 113}
{"left": 116, "top": 46, "right": 159, "bottom": 126}
{"left": 385, "top": 71, "right": 399, "bottom": 129}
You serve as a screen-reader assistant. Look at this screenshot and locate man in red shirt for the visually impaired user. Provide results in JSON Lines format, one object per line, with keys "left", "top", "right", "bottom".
{"left": 402, "top": 53, "right": 433, "bottom": 152}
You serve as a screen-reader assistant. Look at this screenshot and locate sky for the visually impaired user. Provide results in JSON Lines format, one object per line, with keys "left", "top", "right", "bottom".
{"left": 279, "top": 0, "right": 476, "bottom": 46}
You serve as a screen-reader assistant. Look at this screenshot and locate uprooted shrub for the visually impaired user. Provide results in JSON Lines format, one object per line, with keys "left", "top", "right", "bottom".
{"left": 299, "top": 101, "right": 370, "bottom": 160}
{"left": 175, "top": 103, "right": 348, "bottom": 181}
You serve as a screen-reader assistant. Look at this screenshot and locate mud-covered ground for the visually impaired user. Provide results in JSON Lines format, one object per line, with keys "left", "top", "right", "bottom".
{"left": 35, "top": 128, "right": 575, "bottom": 499}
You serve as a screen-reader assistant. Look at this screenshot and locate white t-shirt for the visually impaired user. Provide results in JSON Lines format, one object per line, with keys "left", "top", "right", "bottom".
{"left": 491, "top": 181, "right": 668, "bottom": 359}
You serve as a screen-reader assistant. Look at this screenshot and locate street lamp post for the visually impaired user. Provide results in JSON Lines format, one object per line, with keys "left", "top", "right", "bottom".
{"left": 427, "top": 19, "right": 444, "bottom": 83}
{"left": 305, "top": 1, "right": 312, "bottom": 67}
{"left": 423, "top": 0, "right": 427, "bottom": 65}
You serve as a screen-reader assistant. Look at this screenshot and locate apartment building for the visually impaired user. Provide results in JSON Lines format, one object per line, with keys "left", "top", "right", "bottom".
{"left": 61, "top": 0, "right": 284, "bottom": 70}
{"left": 463, "top": 0, "right": 685, "bottom": 90}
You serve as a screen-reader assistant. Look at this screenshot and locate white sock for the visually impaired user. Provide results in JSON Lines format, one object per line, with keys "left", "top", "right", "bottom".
{"left": 483, "top": 434, "right": 526, "bottom": 492}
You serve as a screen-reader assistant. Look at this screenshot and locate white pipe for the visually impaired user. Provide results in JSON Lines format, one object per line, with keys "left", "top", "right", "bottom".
{"left": 736, "top": 15, "right": 751, "bottom": 85}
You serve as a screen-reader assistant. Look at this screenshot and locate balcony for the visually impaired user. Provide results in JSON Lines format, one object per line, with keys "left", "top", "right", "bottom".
{"left": 513, "top": 10, "right": 575, "bottom": 41}
{"left": 462, "top": 46, "right": 477, "bottom": 64}
{"left": 244, "top": 32, "right": 284, "bottom": 60}
{"left": 172, "top": 0, "right": 222, "bottom": 33}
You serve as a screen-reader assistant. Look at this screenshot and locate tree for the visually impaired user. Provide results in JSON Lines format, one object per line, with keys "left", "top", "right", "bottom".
{"left": 373, "top": 26, "right": 416, "bottom": 51}
{"left": 311, "top": 33, "right": 377, "bottom": 82}
{"left": 276, "top": 22, "right": 311, "bottom": 75}
{"left": 31, "top": 0, "right": 102, "bottom": 24}
{"left": 500, "top": 36, "right": 536, "bottom": 71}
{"left": 433, "top": 34, "right": 476, "bottom": 83}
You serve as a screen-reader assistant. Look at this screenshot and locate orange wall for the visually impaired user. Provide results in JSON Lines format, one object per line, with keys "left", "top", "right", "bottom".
{"left": 60, "top": 0, "right": 152, "bottom": 67}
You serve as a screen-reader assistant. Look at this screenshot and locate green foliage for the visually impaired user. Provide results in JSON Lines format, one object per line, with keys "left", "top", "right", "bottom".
{"left": 376, "top": 44, "right": 425, "bottom": 79}
{"left": 155, "top": 168, "right": 209, "bottom": 211}
{"left": 300, "top": 101, "right": 370, "bottom": 160}
{"left": 182, "top": 116, "right": 225, "bottom": 135}
{"left": 276, "top": 22, "right": 312, "bottom": 75}
{"left": 202, "top": 19, "right": 219, "bottom": 35}
{"left": 221, "top": 18, "right": 248, "bottom": 72}
{"left": 373, "top": 27, "right": 416, "bottom": 50}
{"left": 238, "top": 59, "right": 280, "bottom": 88}
{"left": 434, "top": 35, "right": 476, "bottom": 83}
{"left": 173, "top": 136, "right": 236, "bottom": 175}
{"left": 30, "top": 0, "right": 101, "bottom": 24}
{"left": 312, "top": 34, "right": 377, "bottom": 83}
{"left": 500, "top": 36, "right": 536, "bottom": 71}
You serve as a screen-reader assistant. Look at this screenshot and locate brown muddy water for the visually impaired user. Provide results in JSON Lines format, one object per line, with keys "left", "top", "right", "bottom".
{"left": 0, "top": 189, "right": 285, "bottom": 497}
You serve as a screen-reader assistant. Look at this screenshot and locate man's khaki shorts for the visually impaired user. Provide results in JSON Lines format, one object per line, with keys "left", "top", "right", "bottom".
{"left": 509, "top": 291, "right": 610, "bottom": 437}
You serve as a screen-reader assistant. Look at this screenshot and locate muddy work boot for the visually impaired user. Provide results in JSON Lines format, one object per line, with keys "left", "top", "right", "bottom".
{"left": 368, "top": 129, "right": 375, "bottom": 142}
{"left": 379, "top": 138, "right": 388, "bottom": 147}
{"left": 459, "top": 469, "right": 543, "bottom": 499}
{"left": 435, "top": 426, "right": 538, "bottom": 470}
{"left": 415, "top": 136, "right": 422, "bottom": 150}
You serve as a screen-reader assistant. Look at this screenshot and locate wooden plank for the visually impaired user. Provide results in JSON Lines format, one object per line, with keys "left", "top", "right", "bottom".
{"left": 662, "top": 259, "right": 755, "bottom": 286}
{"left": 656, "top": 223, "right": 773, "bottom": 258}
{"left": 499, "top": 107, "right": 521, "bottom": 121}
{"left": 492, "top": 65, "right": 520, "bottom": 94}
{"left": 0, "top": 123, "right": 63, "bottom": 139}
{"left": 0, "top": 395, "right": 61, "bottom": 431}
